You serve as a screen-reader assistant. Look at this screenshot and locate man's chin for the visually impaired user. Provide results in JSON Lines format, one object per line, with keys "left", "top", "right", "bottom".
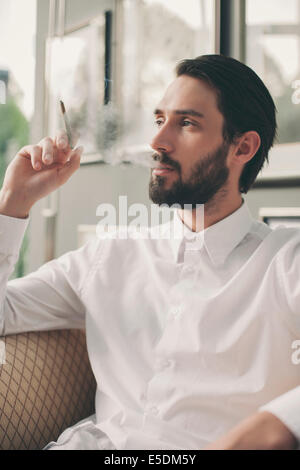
{"left": 149, "top": 184, "right": 211, "bottom": 208}
{"left": 149, "top": 177, "right": 194, "bottom": 207}
{"left": 149, "top": 188, "right": 184, "bottom": 207}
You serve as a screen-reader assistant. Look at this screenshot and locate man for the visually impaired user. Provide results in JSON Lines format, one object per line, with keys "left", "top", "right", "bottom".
{"left": 0, "top": 54, "right": 299, "bottom": 450}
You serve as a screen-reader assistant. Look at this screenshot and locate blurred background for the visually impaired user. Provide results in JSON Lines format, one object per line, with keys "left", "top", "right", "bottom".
{"left": 1, "top": 0, "right": 300, "bottom": 277}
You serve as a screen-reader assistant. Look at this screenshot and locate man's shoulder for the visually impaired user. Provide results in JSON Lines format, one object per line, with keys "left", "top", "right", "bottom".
{"left": 256, "top": 220, "right": 300, "bottom": 255}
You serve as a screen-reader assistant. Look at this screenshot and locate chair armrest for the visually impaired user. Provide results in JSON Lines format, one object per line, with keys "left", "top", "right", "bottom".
{"left": 0, "top": 329, "right": 97, "bottom": 450}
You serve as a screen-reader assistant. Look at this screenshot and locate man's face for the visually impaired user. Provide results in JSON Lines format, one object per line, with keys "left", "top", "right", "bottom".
{"left": 149, "top": 75, "right": 231, "bottom": 208}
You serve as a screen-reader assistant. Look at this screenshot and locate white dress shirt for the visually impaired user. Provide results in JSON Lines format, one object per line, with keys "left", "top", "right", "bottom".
{"left": 0, "top": 198, "right": 300, "bottom": 450}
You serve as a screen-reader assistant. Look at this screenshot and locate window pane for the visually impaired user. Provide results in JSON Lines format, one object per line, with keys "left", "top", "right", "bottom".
{"left": 246, "top": 0, "right": 300, "bottom": 144}
{"left": 46, "top": 0, "right": 215, "bottom": 165}
{"left": 0, "top": 0, "right": 36, "bottom": 278}
{"left": 120, "top": 0, "right": 215, "bottom": 152}
{"left": 247, "top": 0, "right": 299, "bottom": 25}
{"left": 47, "top": 18, "right": 106, "bottom": 156}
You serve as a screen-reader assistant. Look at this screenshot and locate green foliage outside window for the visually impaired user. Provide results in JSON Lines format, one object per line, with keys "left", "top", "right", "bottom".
{"left": 0, "top": 98, "right": 29, "bottom": 279}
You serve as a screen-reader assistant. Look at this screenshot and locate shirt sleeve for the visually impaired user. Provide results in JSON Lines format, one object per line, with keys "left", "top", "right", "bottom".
{"left": 276, "top": 229, "right": 300, "bottom": 335}
{"left": 0, "top": 213, "right": 100, "bottom": 336}
{"left": 258, "top": 386, "right": 300, "bottom": 448}
{"left": 269, "top": 232, "right": 300, "bottom": 448}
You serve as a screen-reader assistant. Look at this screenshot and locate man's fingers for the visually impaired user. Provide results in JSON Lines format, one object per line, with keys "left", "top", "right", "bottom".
{"left": 55, "top": 128, "right": 80, "bottom": 150}
{"left": 57, "top": 146, "right": 83, "bottom": 176}
{"left": 39, "top": 137, "right": 55, "bottom": 165}
{"left": 70, "top": 130, "right": 80, "bottom": 148}
{"left": 55, "top": 130, "right": 69, "bottom": 150}
{"left": 30, "top": 146, "right": 43, "bottom": 170}
{"left": 18, "top": 141, "right": 83, "bottom": 179}
{"left": 19, "top": 145, "right": 43, "bottom": 170}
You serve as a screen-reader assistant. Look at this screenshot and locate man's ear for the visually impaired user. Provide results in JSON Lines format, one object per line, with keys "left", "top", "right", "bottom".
{"left": 235, "top": 131, "right": 261, "bottom": 163}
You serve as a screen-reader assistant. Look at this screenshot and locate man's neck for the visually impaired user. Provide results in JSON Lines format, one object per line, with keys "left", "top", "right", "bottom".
{"left": 177, "top": 194, "right": 244, "bottom": 232}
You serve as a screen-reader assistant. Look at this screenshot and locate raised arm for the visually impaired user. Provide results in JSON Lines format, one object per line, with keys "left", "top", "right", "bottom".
{"left": 0, "top": 133, "right": 95, "bottom": 335}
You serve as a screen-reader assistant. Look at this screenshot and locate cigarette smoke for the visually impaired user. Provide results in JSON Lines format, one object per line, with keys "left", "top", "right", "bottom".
{"left": 66, "top": 101, "right": 160, "bottom": 169}
{"left": 102, "top": 144, "right": 160, "bottom": 168}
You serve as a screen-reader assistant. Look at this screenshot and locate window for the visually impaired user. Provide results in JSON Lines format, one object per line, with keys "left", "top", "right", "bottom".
{"left": 47, "top": 16, "right": 107, "bottom": 156}
{"left": 259, "top": 207, "right": 300, "bottom": 229}
{"left": 119, "top": 0, "right": 216, "bottom": 157}
{"left": 0, "top": 0, "right": 37, "bottom": 278}
{"left": 0, "top": 80, "right": 6, "bottom": 104}
{"left": 246, "top": 0, "right": 300, "bottom": 146}
{"left": 46, "top": 0, "right": 216, "bottom": 166}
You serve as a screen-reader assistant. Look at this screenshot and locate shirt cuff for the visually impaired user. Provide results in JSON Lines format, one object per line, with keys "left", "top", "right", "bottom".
{"left": 0, "top": 213, "right": 30, "bottom": 255}
{"left": 258, "top": 386, "right": 300, "bottom": 448}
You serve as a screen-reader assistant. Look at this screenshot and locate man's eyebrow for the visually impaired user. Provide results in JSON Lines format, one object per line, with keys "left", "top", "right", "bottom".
{"left": 153, "top": 108, "right": 205, "bottom": 119}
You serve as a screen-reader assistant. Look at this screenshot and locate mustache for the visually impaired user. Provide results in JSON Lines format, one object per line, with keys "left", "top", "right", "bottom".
{"left": 152, "top": 152, "right": 181, "bottom": 172}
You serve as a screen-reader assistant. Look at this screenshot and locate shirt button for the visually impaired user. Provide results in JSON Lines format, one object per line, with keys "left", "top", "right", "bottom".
{"left": 170, "top": 306, "right": 182, "bottom": 317}
{"left": 185, "top": 239, "right": 204, "bottom": 251}
{"left": 156, "top": 358, "right": 172, "bottom": 371}
{"left": 161, "top": 359, "right": 172, "bottom": 369}
{"left": 183, "top": 266, "right": 194, "bottom": 273}
{"left": 149, "top": 406, "right": 159, "bottom": 416}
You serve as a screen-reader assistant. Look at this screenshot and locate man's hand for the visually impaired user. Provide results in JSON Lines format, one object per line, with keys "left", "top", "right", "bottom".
{"left": 0, "top": 131, "right": 83, "bottom": 219}
{"left": 203, "top": 411, "right": 298, "bottom": 450}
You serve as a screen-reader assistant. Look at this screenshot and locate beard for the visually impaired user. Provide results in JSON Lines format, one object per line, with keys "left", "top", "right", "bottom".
{"left": 149, "top": 141, "right": 231, "bottom": 209}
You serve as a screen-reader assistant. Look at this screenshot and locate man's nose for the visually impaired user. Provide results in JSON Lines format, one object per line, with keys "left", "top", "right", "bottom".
{"left": 150, "top": 125, "right": 173, "bottom": 154}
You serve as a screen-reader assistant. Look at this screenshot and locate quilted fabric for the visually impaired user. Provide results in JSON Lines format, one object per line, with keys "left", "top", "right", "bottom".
{"left": 0, "top": 329, "right": 96, "bottom": 450}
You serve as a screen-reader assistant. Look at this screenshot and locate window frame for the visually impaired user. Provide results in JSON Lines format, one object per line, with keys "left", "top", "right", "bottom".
{"left": 44, "top": 0, "right": 116, "bottom": 166}
{"left": 111, "top": 0, "right": 220, "bottom": 166}
{"left": 220, "top": 0, "right": 300, "bottom": 187}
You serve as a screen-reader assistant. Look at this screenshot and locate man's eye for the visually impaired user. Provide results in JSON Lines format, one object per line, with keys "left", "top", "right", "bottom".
{"left": 155, "top": 119, "right": 164, "bottom": 127}
{"left": 182, "top": 120, "right": 193, "bottom": 127}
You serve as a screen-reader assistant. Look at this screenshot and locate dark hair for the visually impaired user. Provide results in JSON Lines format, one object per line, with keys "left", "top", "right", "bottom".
{"left": 175, "top": 55, "right": 277, "bottom": 193}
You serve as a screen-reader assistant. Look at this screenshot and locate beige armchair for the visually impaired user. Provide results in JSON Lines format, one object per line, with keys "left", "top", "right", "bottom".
{"left": 0, "top": 329, "right": 97, "bottom": 450}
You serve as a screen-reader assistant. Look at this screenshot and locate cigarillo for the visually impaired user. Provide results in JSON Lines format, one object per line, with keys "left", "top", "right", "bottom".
{"left": 59, "top": 100, "right": 74, "bottom": 149}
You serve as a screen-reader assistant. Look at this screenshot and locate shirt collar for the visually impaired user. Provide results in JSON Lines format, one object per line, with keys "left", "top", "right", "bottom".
{"left": 169, "top": 198, "right": 254, "bottom": 266}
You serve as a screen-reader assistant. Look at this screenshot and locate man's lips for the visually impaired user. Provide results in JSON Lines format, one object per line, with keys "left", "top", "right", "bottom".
{"left": 152, "top": 164, "right": 175, "bottom": 176}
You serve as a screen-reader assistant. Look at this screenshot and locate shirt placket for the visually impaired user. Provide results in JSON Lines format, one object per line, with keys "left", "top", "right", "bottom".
{"left": 141, "top": 237, "right": 203, "bottom": 426}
